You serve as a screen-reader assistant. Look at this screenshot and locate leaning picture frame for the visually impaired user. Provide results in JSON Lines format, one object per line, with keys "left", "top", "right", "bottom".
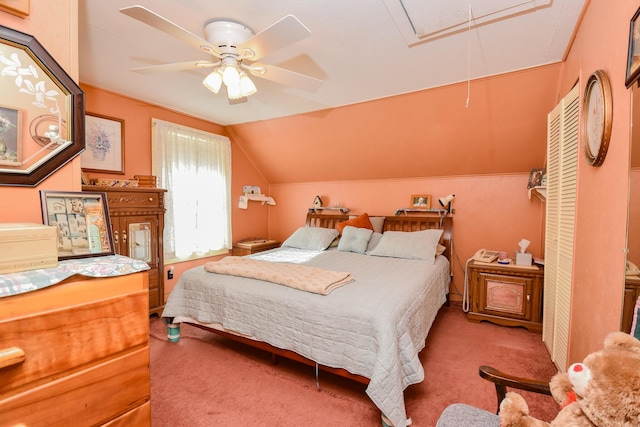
{"left": 81, "top": 113, "right": 125, "bottom": 174}
{"left": 40, "top": 190, "right": 115, "bottom": 260}
{"left": 626, "top": 6, "right": 640, "bottom": 88}
{"left": 410, "top": 194, "right": 432, "bottom": 209}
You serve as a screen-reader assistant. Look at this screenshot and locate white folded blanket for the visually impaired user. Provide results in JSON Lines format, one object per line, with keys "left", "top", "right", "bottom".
{"left": 204, "top": 256, "right": 353, "bottom": 295}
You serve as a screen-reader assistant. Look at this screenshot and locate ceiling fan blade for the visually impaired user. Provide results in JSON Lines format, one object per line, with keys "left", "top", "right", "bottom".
{"left": 120, "top": 5, "right": 221, "bottom": 57}
{"left": 251, "top": 63, "right": 322, "bottom": 92}
{"left": 132, "top": 61, "right": 218, "bottom": 74}
{"left": 239, "top": 15, "right": 311, "bottom": 61}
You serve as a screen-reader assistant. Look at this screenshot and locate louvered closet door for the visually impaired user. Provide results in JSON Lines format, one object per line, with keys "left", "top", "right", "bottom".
{"left": 543, "top": 84, "right": 579, "bottom": 372}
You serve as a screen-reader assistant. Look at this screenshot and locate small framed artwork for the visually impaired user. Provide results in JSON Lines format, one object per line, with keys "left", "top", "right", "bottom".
{"left": 0, "top": 105, "right": 21, "bottom": 166}
{"left": 626, "top": 6, "right": 640, "bottom": 88}
{"left": 81, "top": 113, "right": 125, "bottom": 174}
{"left": 410, "top": 194, "right": 432, "bottom": 209}
{"left": 40, "top": 190, "right": 115, "bottom": 260}
{"left": 528, "top": 168, "right": 545, "bottom": 189}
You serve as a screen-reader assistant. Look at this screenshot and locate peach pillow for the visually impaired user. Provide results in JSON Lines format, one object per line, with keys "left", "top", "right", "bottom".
{"left": 337, "top": 213, "right": 374, "bottom": 235}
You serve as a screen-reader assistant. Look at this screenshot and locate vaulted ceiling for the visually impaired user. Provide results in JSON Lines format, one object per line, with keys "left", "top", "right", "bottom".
{"left": 79, "top": 0, "right": 585, "bottom": 126}
{"left": 78, "top": 1, "right": 586, "bottom": 183}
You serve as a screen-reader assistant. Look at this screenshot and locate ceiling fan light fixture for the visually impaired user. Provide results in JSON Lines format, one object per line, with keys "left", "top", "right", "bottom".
{"left": 203, "top": 69, "right": 223, "bottom": 93}
{"left": 222, "top": 64, "right": 240, "bottom": 86}
{"left": 226, "top": 82, "right": 243, "bottom": 100}
{"left": 239, "top": 72, "right": 257, "bottom": 97}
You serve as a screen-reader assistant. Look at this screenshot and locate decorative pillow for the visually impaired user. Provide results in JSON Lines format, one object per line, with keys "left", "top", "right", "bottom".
{"left": 368, "top": 229, "right": 444, "bottom": 263}
{"left": 436, "top": 244, "right": 446, "bottom": 256}
{"left": 338, "top": 226, "right": 373, "bottom": 254}
{"left": 366, "top": 232, "right": 383, "bottom": 252}
{"left": 337, "top": 213, "right": 373, "bottom": 235}
{"left": 281, "top": 227, "right": 339, "bottom": 250}
{"left": 369, "top": 216, "right": 385, "bottom": 234}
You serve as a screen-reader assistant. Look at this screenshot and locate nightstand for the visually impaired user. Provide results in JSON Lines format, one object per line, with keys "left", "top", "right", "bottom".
{"left": 467, "top": 261, "right": 544, "bottom": 332}
{"left": 232, "top": 239, "right": 280, "bottom": 256}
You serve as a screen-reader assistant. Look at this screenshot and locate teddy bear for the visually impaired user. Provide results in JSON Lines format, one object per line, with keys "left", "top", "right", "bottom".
{"left": 499, "top": 331, "right": 640, "bottom": 426}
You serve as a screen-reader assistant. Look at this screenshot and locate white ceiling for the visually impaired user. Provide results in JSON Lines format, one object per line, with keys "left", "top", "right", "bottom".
{"left": 78, "top": 0, "right": 586, "bottom": 126}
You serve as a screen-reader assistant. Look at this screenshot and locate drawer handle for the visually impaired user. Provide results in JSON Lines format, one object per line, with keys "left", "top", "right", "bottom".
{"left": 114, "top": 230, "right": 119, "bottom": 244}
{"left": 148, "top": 197, "right": 154, "bottom": 202}
{"left": 0, "top": 346, "right": 25, "bottom": 369}
{"left": 122, "top": 230, "right": 127, "bottom": 243}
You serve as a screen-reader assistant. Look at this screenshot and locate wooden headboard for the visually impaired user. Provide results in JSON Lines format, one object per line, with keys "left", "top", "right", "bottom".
{"left": 305, "top": 213, "right": 453, "bottom": 270}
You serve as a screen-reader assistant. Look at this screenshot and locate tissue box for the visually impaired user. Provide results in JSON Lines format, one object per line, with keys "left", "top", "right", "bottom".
{"left": 515, "top": 252, "right": 533, "bottom": 266}
{"left": 0, "top": 223, "right": 58, "bottom": 274}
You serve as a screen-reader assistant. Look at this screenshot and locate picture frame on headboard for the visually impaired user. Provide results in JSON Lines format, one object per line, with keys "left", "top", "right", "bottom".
{"left": 626, "top": 6, "right": 640, "bottom": 88}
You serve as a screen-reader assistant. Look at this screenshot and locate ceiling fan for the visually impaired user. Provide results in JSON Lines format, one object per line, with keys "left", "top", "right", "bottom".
{"left": 120, "top": 5, "right": 323, "bottom": 104}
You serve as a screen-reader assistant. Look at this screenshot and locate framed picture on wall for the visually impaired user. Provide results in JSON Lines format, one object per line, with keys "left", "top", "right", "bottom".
{"left": 40, "top": 190, "right": 115, "bottom": 260}
{"left": 81, "top": 113, "right": 125, "bottom": 174}
{"left": 626, "top": 6, "right": 640, "bottom": 88}
{"left": 410, "top": 194, "right": 431, "bottom": 209}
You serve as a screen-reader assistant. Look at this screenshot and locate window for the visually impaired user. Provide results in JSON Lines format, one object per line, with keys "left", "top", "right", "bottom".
{"left": 152, "top": 119, "right": 232, "bottom": 262}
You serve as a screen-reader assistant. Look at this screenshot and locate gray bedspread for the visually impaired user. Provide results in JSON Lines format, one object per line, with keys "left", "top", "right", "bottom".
{"left": 162, "top": 248, "right": 450, "bottom": 427}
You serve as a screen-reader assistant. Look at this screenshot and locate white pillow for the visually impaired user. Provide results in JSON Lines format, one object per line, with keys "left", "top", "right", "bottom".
{"left": 282, "top": 226, "right": 339, "bottom": 250}
{"left": 366, "top": 232, "right": 383, "bottom": 252}
{"left": 368, "top": 229, "right": 444, "bottom": 263}
{"left": 338, "top": 226, "right": 373, "bottom": 254}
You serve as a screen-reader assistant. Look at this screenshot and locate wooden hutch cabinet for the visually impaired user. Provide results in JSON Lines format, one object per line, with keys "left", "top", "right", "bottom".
{"left": 467, "top": 261, "right": 544, "bottom": 332}
{"left": 83, "top": 185, "right": 167, "bottom": 315}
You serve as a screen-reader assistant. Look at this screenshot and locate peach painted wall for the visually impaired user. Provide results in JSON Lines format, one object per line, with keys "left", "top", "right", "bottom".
{"left": 630, "top": 169, "right": 640, "bottom": 267}
{"left": 0, "top": 1, "right": 82, "bottom": 224}
{"left": 556, "top": 0, "right": 636, "bottom": 366}
{"left": 268, "top": 174, "right": 545, "bottom": 302}
{"left": 80, "top": 84, "right": 271, "bottom": 297}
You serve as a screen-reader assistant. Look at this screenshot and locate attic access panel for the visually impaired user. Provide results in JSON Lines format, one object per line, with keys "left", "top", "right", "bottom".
{"left": 382, "top": 0, "right": 552, "bottom": 46}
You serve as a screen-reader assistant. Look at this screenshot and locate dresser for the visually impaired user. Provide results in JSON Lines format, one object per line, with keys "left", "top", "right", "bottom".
{"left": 467, "top": 261, "right": 544, "bottom": 332}
{"left": 83, "top": 185, "right": 167, "bottom": 315}
{"left": 0, "top": 271, "right": 151, "bottom": 426}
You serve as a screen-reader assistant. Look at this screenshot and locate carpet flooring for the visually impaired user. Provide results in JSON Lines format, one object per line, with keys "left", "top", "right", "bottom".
{"left": 149, "top": 303, "right": 559, "bottom": 426}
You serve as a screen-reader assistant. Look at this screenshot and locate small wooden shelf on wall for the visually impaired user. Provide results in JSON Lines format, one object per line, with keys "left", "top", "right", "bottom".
{"left": 528, "top": 186, "right": 547, "bottom": 202}
{"left": 394, "top": 208, "right": 451, "bottom": 216}
{"left": 308, "top": 207, "right": 350, "bottom": 214}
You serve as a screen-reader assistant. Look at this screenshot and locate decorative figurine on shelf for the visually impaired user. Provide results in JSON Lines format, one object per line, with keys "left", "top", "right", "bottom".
{"left": 313, "top": 195, "right": 323, "bottom": 208}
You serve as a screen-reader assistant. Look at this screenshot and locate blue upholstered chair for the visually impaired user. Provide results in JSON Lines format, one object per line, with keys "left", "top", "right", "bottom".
{"left": 436, "top": 366, "right": 552, "bottom": 426}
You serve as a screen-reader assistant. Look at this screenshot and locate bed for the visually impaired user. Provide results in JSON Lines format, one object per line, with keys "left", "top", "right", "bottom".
{"left": 162, "top": 213, "right": 453, "bottom": 427}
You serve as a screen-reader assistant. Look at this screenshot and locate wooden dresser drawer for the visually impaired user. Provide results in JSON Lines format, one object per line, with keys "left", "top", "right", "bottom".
{"left": 0, "top": 348, "right": 150, "bottom": 427}
{"left": 104, "top": 190, "right": 163, "bottom": 209}
{"left": 0, "top": 290, "right": 148, "bottom": 395}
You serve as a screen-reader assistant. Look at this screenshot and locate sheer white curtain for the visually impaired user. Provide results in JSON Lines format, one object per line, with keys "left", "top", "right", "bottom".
{"left": 152, "top": 119, "right": 232, "bottom": 261}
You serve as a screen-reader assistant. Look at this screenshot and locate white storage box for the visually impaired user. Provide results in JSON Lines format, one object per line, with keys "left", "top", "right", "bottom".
{"left": 0, "top": 223, "right": 58, "bottom": 274}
